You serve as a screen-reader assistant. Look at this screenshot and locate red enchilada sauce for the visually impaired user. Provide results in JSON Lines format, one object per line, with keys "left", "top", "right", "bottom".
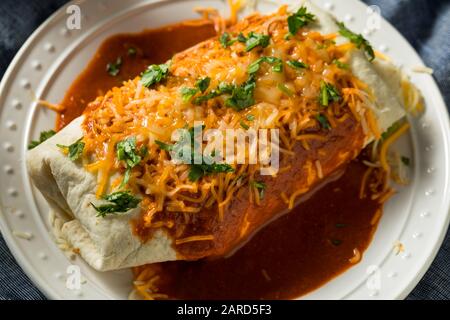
{"left": 58, "top": 20, "right": 385, "bottom": 299}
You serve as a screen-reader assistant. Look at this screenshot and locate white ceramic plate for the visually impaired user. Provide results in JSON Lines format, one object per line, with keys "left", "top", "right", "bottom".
{"left": 0, "top": 0, "right": 449, "bottom": 300}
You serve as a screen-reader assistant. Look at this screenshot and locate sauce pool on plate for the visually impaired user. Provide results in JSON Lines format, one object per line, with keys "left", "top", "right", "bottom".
{"left": 57, "top": 20, "right": 384, "bottom": 299}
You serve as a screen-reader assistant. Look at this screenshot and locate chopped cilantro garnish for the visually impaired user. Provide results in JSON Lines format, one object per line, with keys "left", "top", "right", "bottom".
{"left": 196, "top": 77, "right": 211, "bottom": 93}
{"left": 319, "top": 81, "right": 341, "bottom": 107}
{"left": 219, "top": 32, "right": 236, "bottom": 48}
{"left": 189, "top": 163, "right": 234, "bottom": 182}
{"left": 180, "top": 77, "right": 211, "bottom": 102}
{"left": 155, "top": 140, "right": 173, "bottom": 151}
{"left": 237, "top": 32, "right": 247, "bottom": 43}
{"left": 193, "top": 75, "right": 256, "bottom": 111}
{"left": 91, "top": 191, "right": 141, "bottom": 217}
{"left": 251, "top": 180, "right": 266, "bottom": 199}
{"left": 57, "top": 138, "right": 85, "bottom": 161}
{"left": 287, "top": 60, "right": 309, "bottom": 69}
{"left": 277, "top": 83, "right": 294, "bottom": 97}
{"left": 337, "top": 22, "right": 375, "bottom": 61}
{"left": 193, "top": 82, "right": 234, "bottom": 105}
{"left": 381, "top": 121, "right": 402, "bottom": 140}
{"left": 239, "top": 32, "right": 271, "bottom": 52}
{"left": 140, "top": 63, "right": 169, "bottom": 87}
{"left": 155, "top": 128, "right": 234, "bottom": 182}
{"left": 316, "top": 114, "right": 331, "bottom": 130}
{"left": 225, "top": 77, "right": 257, "bottom": 111}
{"left": 333, "top": 59, "right": 349, "bottom": 69}
{"left": 180, "top": 87, "right": 199, "bottom": 102}
{"left": 106, "top": 57, "right": 122, "bottom": 76}
{"left": 28, "top": 130, "right": 56, "bottom": 150}
{"left": 116, "top": 136, "right": 145, "bottom": 187}
{"left": 240, "top": 121, "right": 250, "bottom": 130}
{"left": 248, "top": 56, "right": 283, "bottom": 74}
{"left": 287, "top": 6, "right": 316, "bottom": 36}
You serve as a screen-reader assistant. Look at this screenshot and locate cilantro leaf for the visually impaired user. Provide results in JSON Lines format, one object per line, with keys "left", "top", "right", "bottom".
{"left": 180, "top": 77, "right": 211, "bottom": 102}
{"left": 219, "top": 32, "right": 236, "bottom": 48}
{"left": 57, "top": 138, "right": 85, "bottom": 161}
{"left": 333, "top": 59, "right": 350, "bottom": 69}
{"left": 287, "top": 6, "right": 316, "bottom": 35}
{"left": 240, "top": 121, "right": 250, "bottom": 130}
{"left": 337, "top": 22, "right": 375, "bottom": 61}
{"left": 237, "top": 32, "right": 247, "bottom": 43}
{"left": 277, "top": 83, "right": 294, "bottom": 97}
{"left": 192, "top": 76, "right": 257, "bottom": 110}
{"left": 316, "top": 114, "right": 331, "bottom": 130}
{"left": 106, "top": 57, "right": 122, "bottom": 76}
{"left": 189, "top": 163, "right": 234, "bottom": 182}
{"left": 155, "top": 140, "right": 173, "bottom": 151}
{"left": 240, "top": 32, "right": 271, "bottom": 52}
{"left": 117, "top": 136, "right": 141, "bottom": 168}
{"left": 28, "top": 130, "right": 56, "bottom": 149}
{"left": 156, "top": 127, "right": 234, "bottom": 181}
{"left": 180, "top": 87, "right": 199, "bottom": 102}
{"left": 116, "top": 137, "right": 145, "bottom": 187}
{"left": 287, "top": 60, "right": 309, "bottom": 69}
{"left": 248, "top": 56, "right": 283, "bottom": 74}
{"left": 251, "top": 180, "right": 266, "bottom": 199}
{"left": 381, "top": 121, "right": 401, "bottom": 140}
{"left": 91, "top": 191, "right": 141, "bottom": 217}
{"left": 319, "top": 81, "right": 341, "bottom": 106}
{"left": 193, "top": 82, "right": 234, "bottom": 105}
{"left": 225, "top": 77, "right": 256, "bottom": 111}
{"left": 140, "top": 63, "right": 169, "bottom": 87}
{"left": 196, "top": 77, "right": 211, "bottom": 93}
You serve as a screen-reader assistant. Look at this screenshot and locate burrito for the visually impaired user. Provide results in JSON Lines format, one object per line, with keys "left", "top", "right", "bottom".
{"left": 27, "top": 3, "right": 407, "bottom": 271}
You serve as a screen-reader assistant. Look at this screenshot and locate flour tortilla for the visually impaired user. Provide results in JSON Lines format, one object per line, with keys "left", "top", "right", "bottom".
{"left": 26, "top": 3, "right": 406, "bottom": 271}
{"left": 27, "top": 117, "right": 177, "bottom": 271}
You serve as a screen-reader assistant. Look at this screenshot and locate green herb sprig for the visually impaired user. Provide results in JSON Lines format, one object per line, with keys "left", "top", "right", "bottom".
{"left": 248, "top": 56, "right": 283, "bottom": 74}
{"left": 287, "top": 60, "right": 309, "bottom": 70}
{"left": 319, "top": 81, "right": 341, "bottom": 107}
{"left": 238, "top": 32, "right": 271, "bottom": 52}
{"left": 251, "top": 180, "right": 266, "bottom": 199}
{"left": 140, "top": 63, "right": 169, "bottom": 87}
{"left": 57, "top": 138, "right": 85, "bottom": 161}
{"left": 106, "top": 57, "right": 122, "bottom": 76}
{"left": 28, "top": 130, "right": 56, "bottom": 150}
{"left": 287, "top": 6, "right": 316, "bottom": 36}
{"left": 316, "top": 114, "right": 331, "bottom": 130}
{"left": 219, "top": 32, "right": 237, "bottom": 48}
{"left": 91, "top": 191, "right": 141, "bottom": 217}
{"left": 337, "top": 22, "right": 375, "bottom": 61}
{"left": 116, "top": 136, "right": 146, "bottom": 187}
{"left": 155, "top": 127, "right": 234, "bottom": 182}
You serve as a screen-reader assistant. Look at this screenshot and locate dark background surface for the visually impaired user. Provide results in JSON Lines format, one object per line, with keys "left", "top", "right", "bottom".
{"left": 0, "top": 0, "right": 449, "bottom": 300}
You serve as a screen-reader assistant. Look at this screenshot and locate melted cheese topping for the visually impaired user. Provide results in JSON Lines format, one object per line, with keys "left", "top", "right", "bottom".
{"left": 81, "top": 6, "right": 378, "bottom": 236}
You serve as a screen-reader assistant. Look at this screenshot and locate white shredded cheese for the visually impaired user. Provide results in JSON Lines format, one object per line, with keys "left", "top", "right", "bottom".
{"left": 13, "top": 230, "right": 33, "bottom": 240}
{"left": 411, "top": 65, "right": 434, "bottom": 74}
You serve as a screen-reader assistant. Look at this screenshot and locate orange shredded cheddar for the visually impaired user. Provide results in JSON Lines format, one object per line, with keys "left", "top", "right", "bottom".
{"left": 175, "top": 235, "right": 215, "bottom": 245}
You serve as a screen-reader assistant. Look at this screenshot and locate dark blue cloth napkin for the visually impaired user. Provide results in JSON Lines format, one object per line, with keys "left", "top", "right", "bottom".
{"left": 0, "top": 0, "right": 449, "bottom": 300}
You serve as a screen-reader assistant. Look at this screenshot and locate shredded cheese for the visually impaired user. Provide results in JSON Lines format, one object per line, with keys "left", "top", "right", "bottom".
{"left": 175, "top": 235, "right": 215, "bottom": 245}
{"left": 379, "top": 123, "right": 410, "bottom": 172}
{"left": 79, "top": 6, "right": 388, "bottom": 251}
